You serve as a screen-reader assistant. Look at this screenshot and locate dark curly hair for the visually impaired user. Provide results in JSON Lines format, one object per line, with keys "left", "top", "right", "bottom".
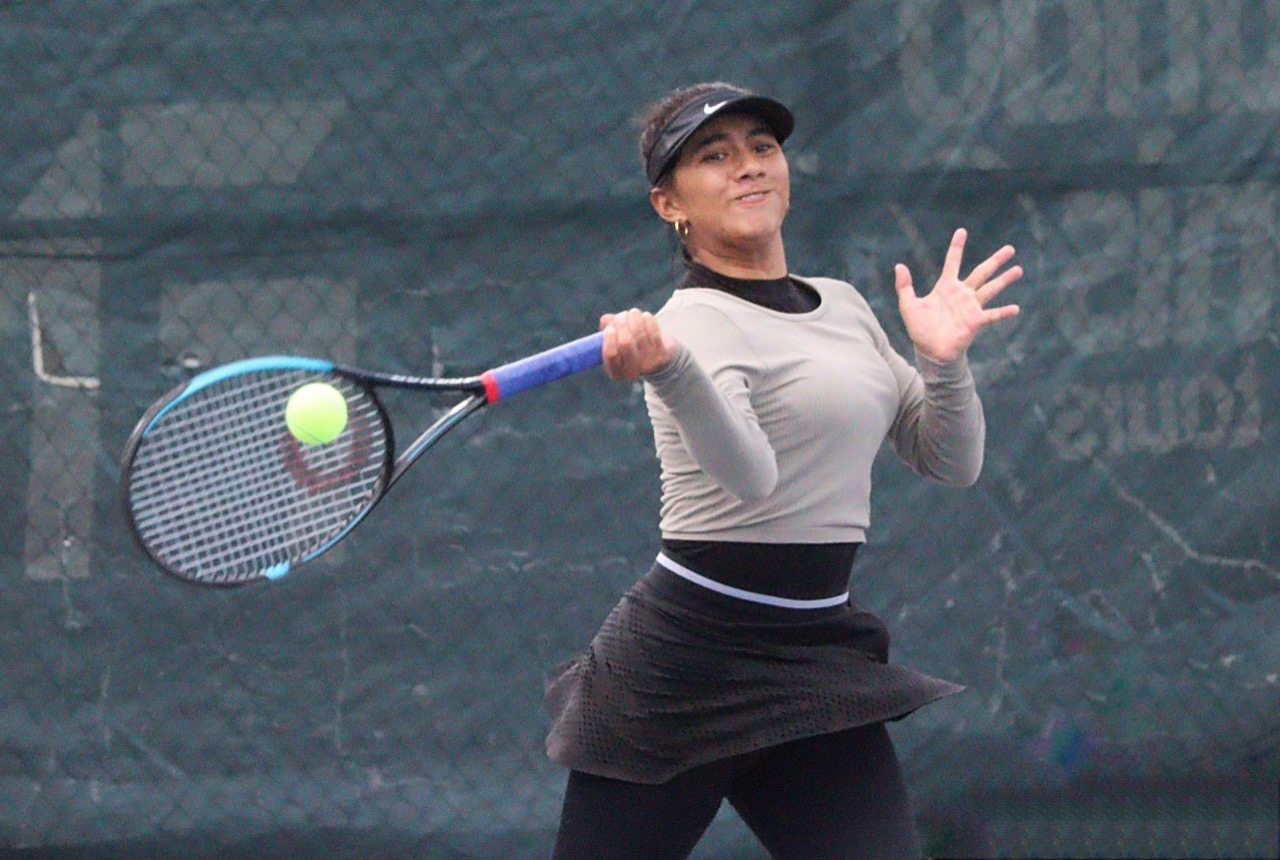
{"left": 636, "top": 81, "right": 751, "bottom": 186}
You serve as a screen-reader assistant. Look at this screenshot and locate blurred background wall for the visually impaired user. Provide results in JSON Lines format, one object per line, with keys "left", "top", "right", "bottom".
{"left": 1, "top": 2, "right": 1277, "bottom": 857}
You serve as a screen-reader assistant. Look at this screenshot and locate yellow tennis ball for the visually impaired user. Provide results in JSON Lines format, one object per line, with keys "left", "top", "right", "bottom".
{"left": 285, "top": 382, "right": 348, "bottom": 445}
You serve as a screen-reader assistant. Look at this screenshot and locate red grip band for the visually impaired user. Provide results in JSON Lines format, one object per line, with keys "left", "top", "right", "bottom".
{"left": 480, "top": 371, "right": 501, "bottom": 403}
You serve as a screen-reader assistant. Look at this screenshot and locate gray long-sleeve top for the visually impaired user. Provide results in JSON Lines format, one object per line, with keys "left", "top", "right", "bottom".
{"left": 642, "top": 275, "right": 985, "bottom": 544}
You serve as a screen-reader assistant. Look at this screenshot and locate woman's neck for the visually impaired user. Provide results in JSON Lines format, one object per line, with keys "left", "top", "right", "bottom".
{"left": 690, "top": 239, "right": 787, "bottom": 280}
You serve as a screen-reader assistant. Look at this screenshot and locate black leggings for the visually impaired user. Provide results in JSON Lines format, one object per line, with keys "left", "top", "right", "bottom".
{"left": 551, "top": 723, "right": 922, "bottom": 860}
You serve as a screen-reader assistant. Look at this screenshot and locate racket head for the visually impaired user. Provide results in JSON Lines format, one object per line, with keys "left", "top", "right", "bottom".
{"left": 121, "top": 357, "right": 394, "bottom": 586}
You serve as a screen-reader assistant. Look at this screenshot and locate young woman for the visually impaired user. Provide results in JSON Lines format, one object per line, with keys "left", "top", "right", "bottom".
{"left": 545, "top": 82, "right": 1021, "bottom": 860}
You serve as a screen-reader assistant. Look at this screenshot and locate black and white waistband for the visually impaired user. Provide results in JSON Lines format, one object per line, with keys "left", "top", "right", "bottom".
{"left": 655, "top": 552, "right": 850, "bottom": 609}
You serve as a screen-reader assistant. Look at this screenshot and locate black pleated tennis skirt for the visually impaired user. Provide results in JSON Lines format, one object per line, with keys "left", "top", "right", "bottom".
{"left": 544, "top": 560, "right": 964, "bottom": 784}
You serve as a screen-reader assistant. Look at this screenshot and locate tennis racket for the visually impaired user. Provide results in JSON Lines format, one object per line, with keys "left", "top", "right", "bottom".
{"left": 121, "top": 331, "right": 604, "bottom": 587}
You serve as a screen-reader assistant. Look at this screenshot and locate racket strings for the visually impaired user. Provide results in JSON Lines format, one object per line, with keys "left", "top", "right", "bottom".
{"left": 133, "top": 381, "right": 382, "bottom": 581}
{"left": 127, "top": 370, "right": 389, "bottom": 584}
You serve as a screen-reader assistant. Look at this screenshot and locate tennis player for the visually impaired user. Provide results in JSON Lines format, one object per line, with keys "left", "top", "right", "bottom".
{"left": 545, "top": 82, "right": 1021, "bottom": 859}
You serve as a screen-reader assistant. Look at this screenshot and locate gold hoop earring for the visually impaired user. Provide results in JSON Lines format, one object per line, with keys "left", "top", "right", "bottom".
{"left": 675, "top": 220, "right": 689, "bottom": 240}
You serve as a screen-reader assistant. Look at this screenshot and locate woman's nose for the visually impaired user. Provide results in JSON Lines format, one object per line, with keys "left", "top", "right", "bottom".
{"left": 736, "top": 149, "right": 766, "bottom": 177}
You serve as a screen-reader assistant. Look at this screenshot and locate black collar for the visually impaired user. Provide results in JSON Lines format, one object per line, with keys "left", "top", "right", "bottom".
{"left": 677, "top": 261, "right": 819, "bottom": 314}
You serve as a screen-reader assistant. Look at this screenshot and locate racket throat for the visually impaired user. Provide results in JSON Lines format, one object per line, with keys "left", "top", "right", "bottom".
{"left": 388, "top": 393, "right": 488, "bottom": 489}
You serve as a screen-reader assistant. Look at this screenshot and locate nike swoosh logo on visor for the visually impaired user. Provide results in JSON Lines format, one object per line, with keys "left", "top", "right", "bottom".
{"left": 703, "top": 100, "right": 728, "bottom": 115}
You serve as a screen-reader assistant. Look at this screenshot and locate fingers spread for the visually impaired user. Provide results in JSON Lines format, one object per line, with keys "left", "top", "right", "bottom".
{"left": 975, "top": 264, "right": 1024, "bottom": 304}
{"left": 983, "top": 303, "right": 1021, "bottom": 325}
{"left": 893, "top": 263, "right": 915, "bottom": 296}
{"left": 940, "top": 227, "right": 967, "bottom": 281}
{"left": 965, "top": 244, "right": 1016, "bottom": 288}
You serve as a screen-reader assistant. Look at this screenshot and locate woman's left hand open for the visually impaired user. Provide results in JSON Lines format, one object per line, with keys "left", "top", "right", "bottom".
{"left": 894, "top": 228, "right": 1022, "bottom": 363}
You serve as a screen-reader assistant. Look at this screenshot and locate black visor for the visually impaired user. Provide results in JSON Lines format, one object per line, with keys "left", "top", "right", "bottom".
{"left": 644, "top": 89, "right": 794, "bottom": 185}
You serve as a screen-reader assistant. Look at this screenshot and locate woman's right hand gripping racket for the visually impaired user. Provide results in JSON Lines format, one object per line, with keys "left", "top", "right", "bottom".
{"left": 121, "top": 332, "right": 604, "bottom": 587}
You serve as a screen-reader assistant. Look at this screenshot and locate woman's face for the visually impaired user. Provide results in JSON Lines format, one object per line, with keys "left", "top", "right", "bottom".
{"left": 651, "top": 111, "right": 790, "bottom": 258}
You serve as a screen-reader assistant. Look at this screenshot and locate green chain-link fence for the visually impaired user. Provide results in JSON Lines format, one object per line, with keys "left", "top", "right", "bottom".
{"left": 3, "top": 2, "right": 1278, "bottom": 857}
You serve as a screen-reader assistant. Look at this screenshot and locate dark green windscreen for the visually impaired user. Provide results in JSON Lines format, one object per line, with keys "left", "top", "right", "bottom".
{"left": 1, "top": 2, "right": 1276, "bottom": 856}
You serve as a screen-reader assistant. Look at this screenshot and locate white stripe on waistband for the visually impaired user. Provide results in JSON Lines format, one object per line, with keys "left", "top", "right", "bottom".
{"left": 655, "top": 552, "right": 850, "bottom": 610}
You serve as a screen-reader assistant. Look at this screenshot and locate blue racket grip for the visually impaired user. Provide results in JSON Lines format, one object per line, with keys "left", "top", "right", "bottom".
{"left": 480, "top": 331, "right": 604, "bottom": 402}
